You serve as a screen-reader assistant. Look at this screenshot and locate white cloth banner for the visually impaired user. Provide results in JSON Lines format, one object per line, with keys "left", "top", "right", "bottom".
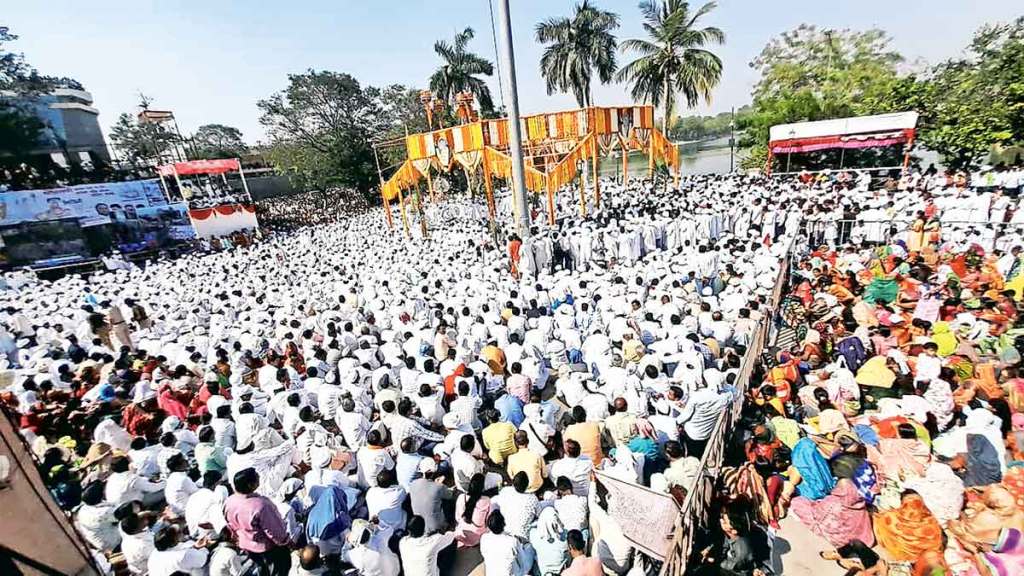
{"left": 593, "top": 469, "right": 681, "bottom": 560}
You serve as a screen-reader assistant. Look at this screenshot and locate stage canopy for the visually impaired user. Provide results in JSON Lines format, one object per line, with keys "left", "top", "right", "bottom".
{"left": 768, "top": 111, "right": 919, "bottom": 155}
{"left": 157, "top": 158, "right": 241, "bottom": 176}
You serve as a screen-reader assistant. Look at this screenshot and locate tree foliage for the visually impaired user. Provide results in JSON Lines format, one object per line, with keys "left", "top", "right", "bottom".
{"left": 536, "top": 1, "right": 620, "bottom": 107}
{"left": 192, "top": 123, "right": 248, "bottom": 159}
{"left": 741, "top": 19, "right": 1024, "bottom": 170}
{"left": 258, "top": 70, "right": 429, "bottom": 199}
{"left": 109, "top": 112, "right": 180, "bottom": 168}
{"left": 429, "top": 27, "right": 495, "bottom": 113}
{"left": 616, "top": 1, "right": 724, "bottom": 132}
{"left": 669, "top": 106, "right": 748, "bottom": 141}
{"left": 905, "top": 17, "right": 1024, "bottom": 168}
{"left": 739, "top": 25, "right": 904, "bottom": 165}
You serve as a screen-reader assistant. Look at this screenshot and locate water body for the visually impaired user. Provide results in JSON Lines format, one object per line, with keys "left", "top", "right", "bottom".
{"left": 596, "top": 140, "right": 744, "bottom": 177}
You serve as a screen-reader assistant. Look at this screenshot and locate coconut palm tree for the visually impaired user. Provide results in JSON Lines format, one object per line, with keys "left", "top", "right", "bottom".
{"left": 535, "top": 1, "right": 620, "bottom": 107}
{"left": 616, "top": 0, "right": 724, "bottom": 132}
{"left": 429, "top": 27, "right": 495, "bottom": 113}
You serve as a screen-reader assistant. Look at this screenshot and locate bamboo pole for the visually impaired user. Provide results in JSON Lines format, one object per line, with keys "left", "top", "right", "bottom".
{"left": 397, "top": 186, "right": 410, "bottom": 238}
{"left": 546, "top": 178, "right": 556, "bottom": 226}
{"left": 648, "top": 136, "right": 655, "bottom": 178}
{"left": 426, "top": 165, "right": 435, "bottom": 203}
{"left": 483, "top": 151, "right": 496, "bottom": 224}
{"left": 578, "top": 160, "right": 587, "bottom": 218}
{"left": 622, "top": 141, "right": 629, "bottom": 184}
{"left": 591, "top": 136, "right": 601, "bottom": 208}
{"left": 372, "top": 145, "right": 393, "bottom": 230}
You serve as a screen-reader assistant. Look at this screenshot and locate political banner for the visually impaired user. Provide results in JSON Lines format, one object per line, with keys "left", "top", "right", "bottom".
{"left": 593, "top": 469, "right": 681, "bottom": 560}
{"left": 0, "top": 180, "right": 167, "bottom": 227}
{"left": 136, "top": 203, "right": 195, "bottom": 240}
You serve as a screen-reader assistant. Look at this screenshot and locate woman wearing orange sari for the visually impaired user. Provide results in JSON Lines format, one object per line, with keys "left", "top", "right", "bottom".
{"left": 874, "top": 491, "right": 944, "bottom": 562}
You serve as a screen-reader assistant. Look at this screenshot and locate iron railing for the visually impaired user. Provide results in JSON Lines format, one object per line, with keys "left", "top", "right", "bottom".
{"left": 661, "top": 237, "right": 792, "bottom": 576}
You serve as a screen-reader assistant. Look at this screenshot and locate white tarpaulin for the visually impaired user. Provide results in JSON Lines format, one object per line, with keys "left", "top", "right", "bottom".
{"left": 769, "top": 111, "right": 919, "bottom": 142}
{"left": 594, "top": 469, "right": 681, "bottom": 560}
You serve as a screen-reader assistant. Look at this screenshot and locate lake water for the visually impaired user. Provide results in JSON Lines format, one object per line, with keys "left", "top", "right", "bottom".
{"left": 597, "top": 143, "right": 744, "bottom": 177}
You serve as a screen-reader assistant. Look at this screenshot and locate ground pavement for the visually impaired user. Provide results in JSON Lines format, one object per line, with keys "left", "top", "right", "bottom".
{"left": 772, "top": 516, "right": 847, "bottom": 576}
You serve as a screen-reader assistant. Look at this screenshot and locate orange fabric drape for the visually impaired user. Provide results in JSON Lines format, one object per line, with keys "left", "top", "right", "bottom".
{"left": 484, "top": 147, "right": 546, "bottom": 193}
{"left": 214, "top": 205, "right": 238, "bottom": 216}
{"left": 545, "top": 133, "right": 593, "bottom": 193}
{"left": 381, "top": 160, "right": 422, "bottom": 201}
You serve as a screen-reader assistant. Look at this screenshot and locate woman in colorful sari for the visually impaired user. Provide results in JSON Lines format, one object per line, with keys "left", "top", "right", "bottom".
{"left": 948, "top": 484, "right": 1024, "bottom": 554}
{"left": 903, "top": 462, "right": 965, "bottom": 526}
{"left": 978, "top": 528, "right": 1024, "bottom": 576}
{"left": 791, "top": 478, "right": 874, "bottom": 548}
{"left": 907, "top": 213, "right": 926, "bottom": 254}
{"left": 873, "top": 491, "right": 944, "bottom": 562}
{"left": 867, "top": 423, "right": 931, "bottom": 483}
{"left": 792, "top": 437, "right": 836, "bottom": 500}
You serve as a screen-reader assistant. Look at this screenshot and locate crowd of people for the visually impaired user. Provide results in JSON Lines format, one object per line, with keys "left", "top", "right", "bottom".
{"left": 0, "top": 164, "right": 1022, "bottom": 576}
{"left": 725, "top": 170, "right": 1024, "bottom": 575}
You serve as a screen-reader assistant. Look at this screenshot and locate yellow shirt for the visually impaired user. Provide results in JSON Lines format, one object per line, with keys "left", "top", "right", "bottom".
{"left": 506, "top": 448, "right": 546, "bottom": 492}
{"left": 482, "top": 422, "right": 517, "bottom": 464}
{"left": 622, "top": 339, "right": 645, "bottom": 364}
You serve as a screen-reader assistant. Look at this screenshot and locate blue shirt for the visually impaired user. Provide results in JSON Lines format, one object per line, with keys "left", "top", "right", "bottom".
{"left": 495, "top": 393, "right": 525, "bottom": 427}
{"left": 395, "top": 452, "right": 424, "bottom": 491}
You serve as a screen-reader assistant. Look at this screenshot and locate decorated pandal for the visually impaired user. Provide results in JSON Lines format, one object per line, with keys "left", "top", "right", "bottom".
{"left": 379, "top": 105, "right": 680, "bottom": 230}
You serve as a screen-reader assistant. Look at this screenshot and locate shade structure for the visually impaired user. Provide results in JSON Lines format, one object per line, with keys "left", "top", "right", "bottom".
{"left": 156, "top": 158, "right": 241, "bottom": 176}
{"left": 768, "top": 112, "right": 919, "bottom": 155}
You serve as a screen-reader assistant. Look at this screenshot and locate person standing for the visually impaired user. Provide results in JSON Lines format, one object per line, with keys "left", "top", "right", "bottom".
{"left": 224, "top": 468, "right": 292, "bottom": 576}
{"left": 509, "top": 234, "right": 522, "bottom": 279}
{"left": 106, "top": 300, "right": 133, "bottom": 350}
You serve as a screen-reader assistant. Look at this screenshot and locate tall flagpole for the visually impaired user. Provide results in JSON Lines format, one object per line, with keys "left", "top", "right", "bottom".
{"left": 496, "top": 0, "right": 531, "bottom": 239}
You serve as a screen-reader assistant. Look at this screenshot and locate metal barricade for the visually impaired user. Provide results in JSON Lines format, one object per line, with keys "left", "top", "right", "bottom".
{"left": 662, "top": 241, "right": 792, "bottom": 576}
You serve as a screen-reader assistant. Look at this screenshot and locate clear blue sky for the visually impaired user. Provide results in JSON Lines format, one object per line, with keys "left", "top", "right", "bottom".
{"left": 4, "top": 0, "right": 1021, "bottom": 143}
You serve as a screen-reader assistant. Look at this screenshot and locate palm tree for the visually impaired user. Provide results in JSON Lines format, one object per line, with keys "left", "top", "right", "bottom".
{"left": 535, "top": 1, "right": 620, "bottom": 107}
{"left": 616, "top": 1, "right": 724, "bottom": 132}
{"left": 429, "top": 27, "right": 495, "bottom": 113}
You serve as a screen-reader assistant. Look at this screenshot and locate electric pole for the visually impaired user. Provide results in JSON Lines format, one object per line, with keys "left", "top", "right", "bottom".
{"left": 496, "top": 0, "right": 531, "bottom": 238}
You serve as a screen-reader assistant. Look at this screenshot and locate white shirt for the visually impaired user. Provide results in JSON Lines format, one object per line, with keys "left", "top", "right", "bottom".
{"left": 398, "top": 532, "right": 456, "bottom": 576}
{"left": 147, "top": 543, "right": 209, "bottom": 576}
{"left": 75, "top": 503, "right": 121, "bottom": 552}
{"left": 104, "top": 471, "right": 165, "bottom": 506}
{"left": 480, "top": 532, "right": 528, "bottom": 576}
{"left": 165, "top": 471, "right": 199, "bottom": 515}
{"left": 491, "top": 487, "right": 539, "bottom": 539}
{"left": 184, "top": 486, "right": 229, "bottom": 538}
{"left": 346, "top": 542, "right": 401, "bottom": 576}
{"left": 119, "top": 528, "right": 154, "bottom": 575}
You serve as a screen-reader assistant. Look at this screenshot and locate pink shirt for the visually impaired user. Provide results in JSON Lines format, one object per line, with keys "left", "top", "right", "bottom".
{"left": 506, "top": 374, "right": 532, "bottom": 403}
{"left": 562, "top": 555, "right": 603, "bottom": 576}
{"left": 224, "top": 493, "right": 289, "bottom": 553}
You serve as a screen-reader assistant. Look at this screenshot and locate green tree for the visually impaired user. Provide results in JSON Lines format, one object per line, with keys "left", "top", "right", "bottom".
{"left": 535, "top": 1, "right": 620, "bottom": 107}
{"left": 429, "top": 27, "right": 495, "bottom": 114}
{"left": 616, "top": 0, "right": 724, "bottom": 133}
{"left": 109, "top": 112, "right": 180, "bottom": 168}
{"left": 192, "top": 124, "right": 249, "bottom": 159}
{"left": 907, "top": 18, "right": 1024, "bottom": 168}
{"left": 739, "top": 25, "right": 904, "bottom": 168}
{"left": 259, "top": 70, "right": 400, "bottom": 198}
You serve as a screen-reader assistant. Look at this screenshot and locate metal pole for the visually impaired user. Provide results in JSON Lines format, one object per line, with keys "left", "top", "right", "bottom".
{"left": 236, "top": 160, "right": 253, "bottom": 203}
{"left": 729, "top": 106, "right": 735, "bottom": 173}
{"left": 496, "top": 0, "right": 531, "bottom": 239}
